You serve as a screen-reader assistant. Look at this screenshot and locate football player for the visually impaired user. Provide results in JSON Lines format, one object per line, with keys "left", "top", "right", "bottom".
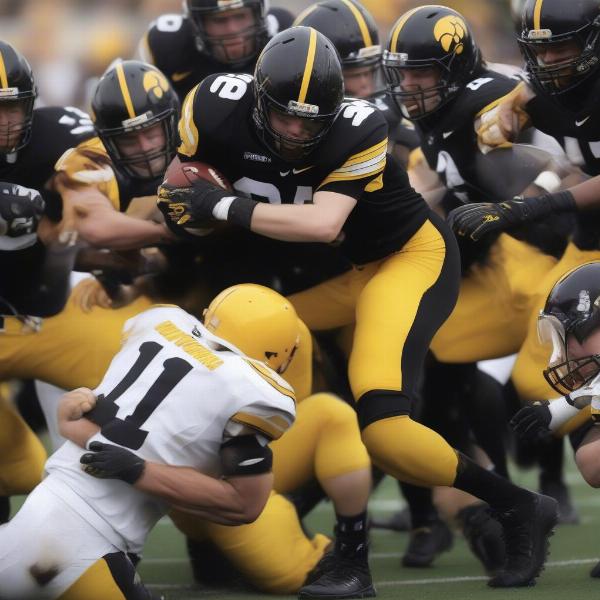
{"left": 159, "top": 25, "right": 559, "bottom": 588}
{"left": 0, "top": 284, "right": 298, "bottom": 600}
{"left": 292, "top": 0, "right": 419, "bottom": 166}
{"left": 0, "top": 39, "right": 94, "bottom": 524}
{"left": 446, "top": 0, "right": 600, "bottom": 515}
{"left": 510, "top": 261, "right": 600, "bottom": 578}
{"left": 139, "top": 0, "right": 294, "bottom": 101}
{"left": 380, "top": 4, "right": 570, "bottom": 565}
{"left": 51, "top": 60, "right": 178, "bottom": 252}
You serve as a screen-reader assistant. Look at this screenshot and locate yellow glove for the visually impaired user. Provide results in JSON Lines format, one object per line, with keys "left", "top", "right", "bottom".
{"left": 475, "top": 82, "right": 534, "bottom": 154}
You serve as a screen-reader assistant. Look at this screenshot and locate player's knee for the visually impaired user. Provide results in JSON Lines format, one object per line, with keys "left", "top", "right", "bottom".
{"left": 576, "top": 446, "right": 600, "bottom": 488}
{"left": 303, "top": 392, "right": 356, "bottom": 427}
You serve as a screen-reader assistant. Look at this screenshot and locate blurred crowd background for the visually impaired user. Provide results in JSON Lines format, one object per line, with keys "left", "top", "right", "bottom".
{"left": 0, "top": 0, "right": 523, "bottom": 110}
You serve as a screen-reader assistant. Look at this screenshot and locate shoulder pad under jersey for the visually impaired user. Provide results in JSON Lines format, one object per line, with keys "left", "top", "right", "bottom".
{"left": 178, "top": 72, "right": 254, "bottom": 160}
{"left": 140, "top": 14, "right": 196, "bottom": 78}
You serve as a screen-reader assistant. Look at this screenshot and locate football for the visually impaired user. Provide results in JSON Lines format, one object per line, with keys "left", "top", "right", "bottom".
{"left": 162, "top": 156, "right": 232, "bottom": 237}
{"left": 163, "top": 156, "right": 232, "bottom": 191}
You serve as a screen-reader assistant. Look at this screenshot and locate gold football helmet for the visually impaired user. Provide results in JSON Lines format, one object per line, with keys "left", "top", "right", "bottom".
{"left": 204, "top": 284, "right": 300, "bottom": 373}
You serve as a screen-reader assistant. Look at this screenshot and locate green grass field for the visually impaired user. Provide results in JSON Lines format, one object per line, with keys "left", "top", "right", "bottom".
{"left": 12, "top": 449, "right": 600, "bottom": 600}
{"left": 141, "top": 450, "right": 600, "bottom": 600}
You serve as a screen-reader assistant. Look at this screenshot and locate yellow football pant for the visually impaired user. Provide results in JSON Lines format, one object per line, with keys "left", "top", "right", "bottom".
{"left": 0, "top": 294, "right": 152, "bottom": 390}
{"left": 172, "top": 392, "right": 368, "bottom": 593}
{"left": 271, "top": 392, "right": 370, "bottom": 492}
{"left": 0, "top": 392, "right": 46, "bottom": 496}
{"left": 59, "top": 553, "right": 151, "bottom": 600}
{"left": 289, "top": 216, "right": 463, "bottom": 487}
{"left": 511, "top": 242, "right": 600, "bottom": 434}
{"left": 430, "top": 234, "right": 557, "bottom": 362}
{"left": 171, "top": 492, "right": 330, "bottom": 594}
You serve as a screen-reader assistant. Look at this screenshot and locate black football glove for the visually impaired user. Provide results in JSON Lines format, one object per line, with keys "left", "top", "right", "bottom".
{"left": 447, "top": 191, "right": 575, "bottom": 242}
{"left": 157, "top": 179, "right": 229, "bottom": 233}
{"left": 510, "top": 401, "right": 552, "bottom": 441}
{"left": 0, "top": 182, "right": 45, "bottom": 238}
{"left": 80, "top": 441, "right": 146, "bottom": 484}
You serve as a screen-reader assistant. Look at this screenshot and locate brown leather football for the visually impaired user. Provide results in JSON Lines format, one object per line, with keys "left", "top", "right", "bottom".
{"left": 163, "top": 156, "right": 232, "bottom": 191}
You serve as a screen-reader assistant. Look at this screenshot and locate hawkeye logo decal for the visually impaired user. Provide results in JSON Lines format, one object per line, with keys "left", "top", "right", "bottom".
{"left": 143, "top": 70, "right": 170, "bottom": 99}
{"left": 434, "top": 15, "right": 468, "bottom": 55}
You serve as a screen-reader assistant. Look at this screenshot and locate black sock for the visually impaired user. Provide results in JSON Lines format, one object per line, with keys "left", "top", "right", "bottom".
{"left": 335, "top": 511, "right": 368, "bottom": 559}
{"left": 453, "top": 452, "right": 531, "bottom": 512}
{"left": 539, "top": 436, "right": 564, "bottom": 484}
{"left": 0, "top": 496, "right": 9, "bottom": 524}
{"left": 399, "top": 482, "right": 437, "bottom": 528}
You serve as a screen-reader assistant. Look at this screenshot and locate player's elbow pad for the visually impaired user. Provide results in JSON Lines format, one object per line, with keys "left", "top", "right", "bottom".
{"left": 220, "top": 435, "right": 273, "bottom": 477}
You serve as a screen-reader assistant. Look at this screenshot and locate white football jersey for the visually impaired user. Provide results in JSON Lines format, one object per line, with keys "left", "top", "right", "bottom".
{"left": 44, "top": 304, "right": 296, "bottom": 553}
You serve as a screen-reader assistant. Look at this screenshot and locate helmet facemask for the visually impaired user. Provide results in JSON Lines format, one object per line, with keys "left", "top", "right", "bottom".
{"left": 253, "top": 85, "right": 339, "bottom": 164}
{"left": 0, "top": 93, "right": 36, "bottom": 154}
{"left": 187, "top": 2, "right": 268, "bottom": 67}
{"left": 98, "top": 110, "right": 178, "bottom": 181}
{"left": 519, "top": 19, "right": 600, "bottom": 97}
{"left": 539, "top": 310, "right": 600, "bottom": 395}
{"left": 383, "top": 56, "right": 456, "bottom": 120}
{"left": 342, "top": 48, "right": 385, "bottom": 100}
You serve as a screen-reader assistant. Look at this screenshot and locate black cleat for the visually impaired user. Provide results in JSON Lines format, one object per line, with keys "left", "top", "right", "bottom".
{"left": 539, "top": 478, "right": 579, "bottom": 525}
{"left": 402, "top": 519, "right": 453, "bottom": 568}
{"left": 488, "top": 494, "right": 558, "bottom": 588}
{"left": 590, "top": 560, "right": 600, "bottom": 578}
{"left": 457, "top": 503, "right": 505, "bottom": 575}
{"left": 369, "top": 507, "right": 411, "bottom": 532}
{"left": 299, "top": 553, "right": 376, "bottom": 599}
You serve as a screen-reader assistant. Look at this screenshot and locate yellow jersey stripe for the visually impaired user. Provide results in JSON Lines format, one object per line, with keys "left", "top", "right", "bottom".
{"left": 318, "top": 158, "right": 386, "bottom": 188}
{"left": 340, "top": 0, "right": 372, "bottom": 48}
{"left": 177, "top": 84, "right": 200, "bottom": 157}
{"left": 533, "top": 0, "right": 544, "bottom": 30}
{"left": 0, "top": 51, "right": 8, "bottom": 89}
{"left": 390, "top": 7, "right": 422, "bottom": 53}
{"left": 298, "top": 28, "right": 318, "bottom": 104}
{"left": 116, "top": 62, "right": 136, "bottom": 119}
{"left": 343, "top": 139, "right": 388, "bottom": 166}
{"left": 333, "top": 151, "right": 387, "bottom": 175}
{"left": 231, "top": 411, "right": 291, "bottom": 440}
{"left": 245, "top": 360, "right": 296, "bottom": 402}
{"left": 293, "top": 4, "right": 319, "bottom": 25}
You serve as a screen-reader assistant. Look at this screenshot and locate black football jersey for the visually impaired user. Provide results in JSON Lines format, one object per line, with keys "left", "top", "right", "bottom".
{"left": 0, "top": 106, "right": 93, "bottom": 316}
{"left": 370, "top": 93, "right": 419, "bottom": 150}
{"left": 418, "top": 69, "right": 519, "bottom": 205}
{"left": 0, "top": 106, "right": 94, "bottom": 201}
{"left": 177, "top": 73, "right": 429, "bottom": 266}
{"left": 141, "top": 9, "right": 294, "bottom": 102}
{"left": 416, "top": 68, "right": 569, "bottom": 266}
{"left": 526, "top": 89, "right": 600, "bottom": 250}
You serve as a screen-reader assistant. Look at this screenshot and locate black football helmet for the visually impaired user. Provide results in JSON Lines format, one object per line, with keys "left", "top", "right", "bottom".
{"left": 293, "top": 0, "right": 382, "bottom": 99}
{"left": 185, "top": 0, "right": 268, "bottom": 66}
{"left": 0, "top": 41, "right": 37, "bottom": 154}
{"left": 91, "top": 60, "right": 180, "bottom": 181}
{"left": 382, "top": 5, "right": 481, "bottom": 120}
{"left": 518, "top": 0, "right": 600, "bottom": 99}
{"left": 538, "top": 261, "right": 600, "bottom": 395}
{"left": 253, "top": 26, "right": 344, "bottom": 163}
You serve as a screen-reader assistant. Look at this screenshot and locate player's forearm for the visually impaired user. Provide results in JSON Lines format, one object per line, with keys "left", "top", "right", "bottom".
{"left": 251, "top": 203, "right": 342, "bottom": 242}
{"left": 135, "top": 462, "right": 272, "bottom": 524}
{"left": 565, "top": 175, "right": 600, "bottom": 211}
{"left": 78, "top": 211, "right": 172, "bottom": 250}
{"left": 58, "top": 417, "right": 100, "bottom": 449}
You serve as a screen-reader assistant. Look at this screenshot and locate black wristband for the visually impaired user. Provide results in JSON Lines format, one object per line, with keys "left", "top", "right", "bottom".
{"left": 547, "top": 190, "right": 576, "bottom": 213}
{"left": 226, "top": 196, "right": 258, "bottom": 229}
